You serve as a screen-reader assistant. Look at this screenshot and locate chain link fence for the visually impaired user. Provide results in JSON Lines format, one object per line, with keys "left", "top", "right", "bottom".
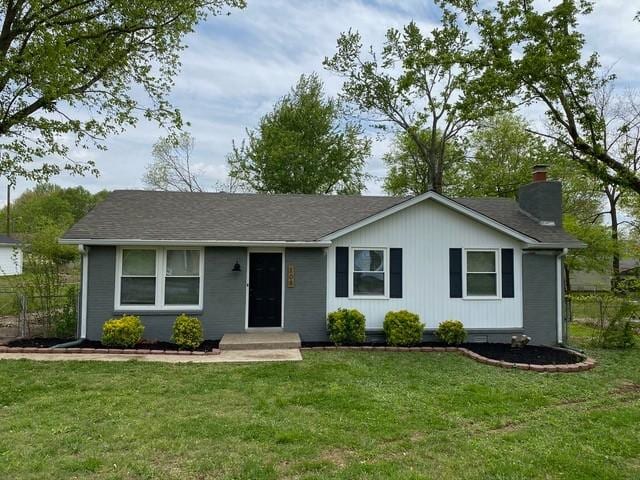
{"left": 0, "top": 285, "right": 79, "bottom": 339}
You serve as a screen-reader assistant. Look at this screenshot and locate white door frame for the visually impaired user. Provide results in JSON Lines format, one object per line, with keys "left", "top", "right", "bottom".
{"left": 244, "top": 247, "right": 285, "bottom": 330}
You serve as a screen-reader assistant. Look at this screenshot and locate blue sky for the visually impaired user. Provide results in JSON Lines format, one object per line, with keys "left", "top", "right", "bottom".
{"left": 7, "top": 0, "right": 640, "bottom": 201}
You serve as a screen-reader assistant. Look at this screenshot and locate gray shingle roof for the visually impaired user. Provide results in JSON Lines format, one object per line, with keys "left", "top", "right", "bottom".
{"left": 61, "top": 190, "right": 582, "bottom": 246}
{"left": 455, "top": 197, "right": 583, "bottom": 247}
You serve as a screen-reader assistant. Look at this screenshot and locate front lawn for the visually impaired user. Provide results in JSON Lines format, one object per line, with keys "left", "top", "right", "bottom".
{"left": 0, "top": 331, "right": 639, "bottom": 479}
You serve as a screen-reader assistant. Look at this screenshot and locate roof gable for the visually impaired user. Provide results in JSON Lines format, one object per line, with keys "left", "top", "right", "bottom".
{"left": 319, "top": 191, "right": 537, "bottom": 244}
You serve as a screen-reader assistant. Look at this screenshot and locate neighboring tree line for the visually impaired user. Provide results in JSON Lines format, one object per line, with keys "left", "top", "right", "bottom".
{"left": 0, "top": 184, "right": 109, "bottom": 276}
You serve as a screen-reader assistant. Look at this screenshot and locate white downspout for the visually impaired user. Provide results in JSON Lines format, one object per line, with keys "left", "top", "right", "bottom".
{"left": 556, "top": 248, "right": 568, "bottom": 344}
{"left": 79, "top": 244, "right": 88, "bottom": 339}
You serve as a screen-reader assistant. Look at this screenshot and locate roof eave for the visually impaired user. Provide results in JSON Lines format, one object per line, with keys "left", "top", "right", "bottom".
{"left": 58, "top": 238, "right": 332, "bottom": 248}
{"left": 523, "top": 242, "right": 587, "bottom": 250}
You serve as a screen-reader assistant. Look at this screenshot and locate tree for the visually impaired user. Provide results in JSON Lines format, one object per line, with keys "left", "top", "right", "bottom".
{"left": 324, "top": 16, "right": 500, "bottom": 193}
{"left": 0, "top": 0, "right": 245, "bottom": 184}
{"left": 227, "top": 74, "right": 371, "bottom": 194}
{"left": 452, "top": 115, "right": 552, "bottom": 198}
{"left": 383, "top": 130, "right": 464, "bottom": 196}
{"left": 144, "top": 132, "right": 205, "bottom": 192}
{"left": 447, "top": 0, "right": 640, "bottom": 194}
{"left": 587, "top": 83, "right": 640, "bottom": 287}
{"left": 0, "top": 184, "right": 108, "bottom": 234}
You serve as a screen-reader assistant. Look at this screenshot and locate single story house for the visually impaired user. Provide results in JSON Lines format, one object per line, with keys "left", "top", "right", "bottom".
{"left": 61, "top": 166, "right": 583, "bottom": 345}
{"left": 0, "top": 235, "right": 22, "bottom": 276}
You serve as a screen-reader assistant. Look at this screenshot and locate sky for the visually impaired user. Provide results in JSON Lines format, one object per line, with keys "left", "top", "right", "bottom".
{"left": 6, "top": 0, "right": 640, "bottom": 202}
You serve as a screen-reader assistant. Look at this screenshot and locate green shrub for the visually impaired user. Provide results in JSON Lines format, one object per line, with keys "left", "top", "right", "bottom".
{"left": 435, "top": 320, "right": 467, "bottom": 345}
{"left": 53, "top": 285, "right": 78, "bottom": 339}
{"left": 327, "top": 308, "right": 366, "bottom": 344}
{"left": 383, "top": 310, "right": 424, "bottom": 346}
{"left": 102, "top": 315, "right": 144, "bottom": 347}
{"left": 172, "top": 314, "right": 204, "bottom": 350}
{"left": 602, "top": 302, "right": 637, "bottom": 349}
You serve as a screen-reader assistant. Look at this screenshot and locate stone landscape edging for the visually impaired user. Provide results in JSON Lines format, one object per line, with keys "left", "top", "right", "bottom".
{"left": 300, "top": 345, "right": 596, "bottom": 373}
{"left": 0, "top": 345, "right": 221, "bottom": 356}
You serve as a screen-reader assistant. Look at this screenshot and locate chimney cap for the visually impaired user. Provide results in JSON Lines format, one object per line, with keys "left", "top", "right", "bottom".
{"left": 532, "top": 164, "right": 548, "bottom": 182}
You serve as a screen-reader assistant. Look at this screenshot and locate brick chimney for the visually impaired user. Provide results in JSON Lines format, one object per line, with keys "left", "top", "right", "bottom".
{"left": 517, "top": 165, "right": 562, "bottom": 227}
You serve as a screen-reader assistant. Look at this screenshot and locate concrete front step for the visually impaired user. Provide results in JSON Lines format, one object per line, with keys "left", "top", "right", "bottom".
{"left": 219, "top": 332, "right": 301, "bottom": 351}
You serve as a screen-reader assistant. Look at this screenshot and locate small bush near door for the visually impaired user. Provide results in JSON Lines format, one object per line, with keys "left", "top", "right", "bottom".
{"left": 172, "top": 314, "right": 204, "bottom": 350}
{"left": 383, "top": 310, "right": 424, "bottom": 346}
{"left": 102, "top": 315, "right": 144, "bottom": 348}
{"left": 327, "top": 308, "right": 366, "bottom": 344}
{"left": 436, "top": 320, "right": 467, "bottom": 345}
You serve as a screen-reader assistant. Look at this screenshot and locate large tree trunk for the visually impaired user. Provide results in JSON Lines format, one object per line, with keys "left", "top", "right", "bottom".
{"left": 606, "top": 188, "right": 621, "bottom": 291}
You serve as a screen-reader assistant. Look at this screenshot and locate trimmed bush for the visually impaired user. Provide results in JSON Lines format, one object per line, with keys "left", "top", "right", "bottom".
{"left": 172, "top": 314, "right": 204, "bottom": 350}
{"left": 102, "top": 315, "right": 144, "bottom": 347}
{"left": 436, "top": 320, "right": 467, "bottom": 345}
{"left": 327, "top": 308, "right": 366, "bottom": 344}
{"left": 383, "top": 310, "right": 424, "bottom": 346}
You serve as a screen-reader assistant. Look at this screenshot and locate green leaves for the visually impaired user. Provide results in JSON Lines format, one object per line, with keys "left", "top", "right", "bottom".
{"left": 445, "top": 0, "right": 640, "bottom": 193}
{"left": 325, "top": 14, "right": 504, "bottom": 192}
{"left": 227, "top": 73, "right": 371, "bottom": 194}
{"left": 0, "top": 0, "right": 245, "bottom": 183}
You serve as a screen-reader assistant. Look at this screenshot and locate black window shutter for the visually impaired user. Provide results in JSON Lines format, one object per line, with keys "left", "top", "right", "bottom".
{"left": 389, "top": 248, "right": 402, "bottom": 298}
{"left": 335, "top": 247, "right": 349, "bottom": 297}
{"left": 501, "top": 248, "right": 514, "bottom": 298}
{"left": 449, "top": 248, "right": 462, "bottom": 298}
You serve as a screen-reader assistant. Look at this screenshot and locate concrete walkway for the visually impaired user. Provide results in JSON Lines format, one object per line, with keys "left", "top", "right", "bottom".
{"left": 0, "top": 349, "right": 302, "bottom": 363}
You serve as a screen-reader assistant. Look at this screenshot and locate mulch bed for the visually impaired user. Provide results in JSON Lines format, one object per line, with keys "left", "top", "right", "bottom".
{"left": 302, "top": 341, "right": 584, "bottom": 365}
{"left": 7, "top": 337, "right": 220, "bottom": 353}
{"left": 462, "top": 343, "right": 582, "bottom": 365}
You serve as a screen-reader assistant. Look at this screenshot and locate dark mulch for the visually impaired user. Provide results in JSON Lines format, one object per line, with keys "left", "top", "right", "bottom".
{"left": 302, "top": 341, "right": 583, "bottom": 365}
{"left": 7, "top": 337, "right": 72, "bottom": 348}
{"left": 464, "top": 343, "right": 583, "bottom": 365}
{"left": 8, "top": 338, "right": 219, "bottom": 352}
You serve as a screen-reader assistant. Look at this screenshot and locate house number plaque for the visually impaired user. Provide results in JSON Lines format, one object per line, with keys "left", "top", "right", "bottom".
{"left": 287, "top": 264, "right": 295, "bottom": 288}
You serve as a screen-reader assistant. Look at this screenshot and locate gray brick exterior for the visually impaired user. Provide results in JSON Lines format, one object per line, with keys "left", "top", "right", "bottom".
{"left": 84, "top": 245, "right": 328, "bottom": 342}
{"left": 283, "top": 248, "right": 328, "bottom": 341}
{"left": 522, "top": 251, "right": 559, "bottom": 345}
{"left": 517, "top": 181, "right": 563, "bottom": 226}
{"left": 85, "top": 246, "right": 248, "bottom": 341}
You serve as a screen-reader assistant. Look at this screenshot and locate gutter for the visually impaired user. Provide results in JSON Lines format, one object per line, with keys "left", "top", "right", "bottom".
{"left": 51, "top": 244, "right": 88, "bottom": 349}
{"left": 58, "top": 239, "right": 332, "bottom": 248}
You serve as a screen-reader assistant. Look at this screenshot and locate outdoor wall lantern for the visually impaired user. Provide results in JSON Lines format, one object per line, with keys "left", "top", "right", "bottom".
{"left": 232, "top": 260, "right": 242, "bottom": 272}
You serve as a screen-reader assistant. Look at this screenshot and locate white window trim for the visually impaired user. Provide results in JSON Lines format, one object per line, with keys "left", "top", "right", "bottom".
{"left": 462, "top": 248, "right": 501, "bottom": 300}
{"left": 114, "top": 246, "right": 204, "bottom": 311}
{"left": 349, "top": 246, "right": 389, "bottom": 299}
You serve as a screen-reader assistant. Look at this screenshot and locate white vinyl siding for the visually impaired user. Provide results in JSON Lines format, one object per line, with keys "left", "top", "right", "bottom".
{"left": 115, "top": 246, "right": 204, "bottom": 311}
{"left": 326, "top": 199, "right": 523, "bottom": 330}
{"left": 0, "top": 246, "right": 22, "bottom": 276}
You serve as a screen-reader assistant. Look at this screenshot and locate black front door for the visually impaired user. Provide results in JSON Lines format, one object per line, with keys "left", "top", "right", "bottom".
{"left": 248, "top": 252, "right": 282, "bottom": 327}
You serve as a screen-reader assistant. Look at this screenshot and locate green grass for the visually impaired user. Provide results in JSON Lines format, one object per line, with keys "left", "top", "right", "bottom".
{"left": 1, "top": 335, "right": 639, "bottom": 479}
